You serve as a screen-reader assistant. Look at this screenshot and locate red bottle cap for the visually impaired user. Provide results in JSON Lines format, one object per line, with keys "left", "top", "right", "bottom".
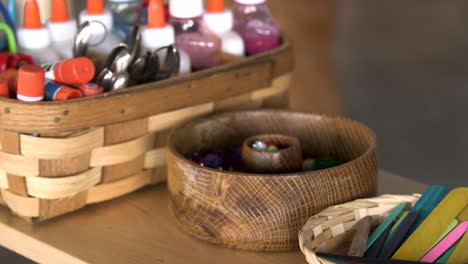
{"left": 23, "top": 0, "right": 42, "bottom": 29}
{"left": 0, "top": 68, "right": 18, "bottom": 99}
{"left": 54, "top": 86, "right": 83, "bottom": 101}
{"left": 87, "top": 0, "right": 105, "bottom": 15}
{"left": 207, "top": 0, "right": 225, "bottom": 13}
{"left": 148, "top": 0, "right": 166, "bottom": 28}
{"left": 79, "top": 83, "right": 103, "bottom": 96}
{"left": 17, "top": 65, "right": 45, "bottom": 101}
{"left": 51, "top": 0, "right": 70, "bottom": 22}
{"left": 0, "top": 80, "right": 9, "bottom": 97}
{"left": 54, "top": 57, "right": 96, "bottom": 84}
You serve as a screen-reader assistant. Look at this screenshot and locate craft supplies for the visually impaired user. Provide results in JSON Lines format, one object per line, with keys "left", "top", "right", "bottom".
{"left": 96, "top": 44, "right": 132, "bottom": 91}
{"left": 313, "top": 156, "right": 341, "bottom": 170}
{"left": 169, "top": 0, "right": 222, "bottom": 70}
{"left": 79, "top": 0, "right": 123, "bottom": 57}
{"left": 232, "top": 0, "right": 280, "bottom": 55}
{"left": 78, "top": 83, "right": 103, "bottom": 96}
{"left": 0, "top": 80, "right": 9, "bottom": 97}
{"left": 17, "top": 0, "right": 60, "bottom": 64}
{"left": 106, "top": 0, "right": 141, "bottom": 40}
{"left": 44, "top": 81, "right": 82, "bottom": 101}
{"left": 252, "top": 140, "right": 267, "bottom": 152}
{"left": 16, "top": 64, "right": 44, "bottom": 101}
{"left": 141, "top": 0, "right": 190, "bottom": 74}
{"left": 420, "top": 221, "right": 468, "bottom": 263}
{"left": 42, "top": 57, "right": 95, "bottom": 84}
{"left": 0, "top": 68, "right": 18, "bottom": 98}
{"left": 47, "top": 0, "right": 77, "bottom": 59}
{"left": 203, "top": 0, "right": 245, "bottom": 57}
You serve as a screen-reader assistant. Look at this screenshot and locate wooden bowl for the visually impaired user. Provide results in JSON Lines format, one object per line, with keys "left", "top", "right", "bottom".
{"left": 167, "top": 110, "right": 378, "bottom": 251}
{"left": 242, "top": 134, "right": 303, "bottom": 173}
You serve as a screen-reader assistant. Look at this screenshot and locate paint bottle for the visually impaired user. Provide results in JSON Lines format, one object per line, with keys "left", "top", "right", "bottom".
{"left": 47, "top": 0, "right": 77, "bottom": 59}
{"left": 44, "top": 81, "right": 82, "bottom": 101}
{"left": 203, "top": 0, "right": 245, "bottom": 57}
{"left": 42, "top": 57, "right": 95, "bottom": 84}
{"left": 79, "top": 0, "right": 123, "bottom": 57}
{"left": 169, "top": 0, "right": 222, "bottom": 70}
{"left": 17, "top": 64, "right": 45, "bottom": 102}
{"left": 232, "top": 0, "right": 280, "bottom": 55}
{"left": 79, "top": 83, "right": 104, "bottom": 97}
{"left": 17, "top": 0, "right": 60, "bottom": 65}
{"left": 142, "top": 0, "right": 190, "bottom": 74}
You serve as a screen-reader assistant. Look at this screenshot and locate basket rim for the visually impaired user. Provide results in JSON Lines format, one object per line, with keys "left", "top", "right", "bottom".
{"left": 167, "top": 109, "right": 378, "bottom": 178}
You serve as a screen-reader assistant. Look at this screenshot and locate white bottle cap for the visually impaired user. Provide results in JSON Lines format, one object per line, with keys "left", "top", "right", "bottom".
{"left": 17, "top": 28, "right": 52, "bottom": 49}
{"left": 234, "top": 0, "right": 266, "bottom": 4}
{"left": 141, "top": 24, "right": 175, "bottom": 50}
{"left": 47, "top": 19, "right": 78, "bottom": 42}
{"left": 203, "top": 9, "right": 233, "bottom": 34}
{"left": 220, "top": 31, "right": 245, "bottom": 57}
{"left": 170, "top": 0, "right": 204, "bottom": 18}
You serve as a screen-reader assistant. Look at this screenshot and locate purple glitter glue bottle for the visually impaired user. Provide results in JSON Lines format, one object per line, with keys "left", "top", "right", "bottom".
{"left": 232, "top": 0, "right": 280, "bottom": 55}
{"left": 169, "top": 0, "right": 222, "bottom": 70}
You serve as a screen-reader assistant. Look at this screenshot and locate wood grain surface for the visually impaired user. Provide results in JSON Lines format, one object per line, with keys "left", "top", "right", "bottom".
{"left": 167, "top": 111, "right": 378, "bottom": 251}
{"left": 0, "top": 171, "right": 427, "bottom": 264}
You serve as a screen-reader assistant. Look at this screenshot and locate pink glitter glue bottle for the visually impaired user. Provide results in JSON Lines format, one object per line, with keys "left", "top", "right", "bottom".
{"left": 169, "top": 0, "right": 222, "bottom": 70}
{"left": 232, "top": 0, "right": 280, "bottom": 55}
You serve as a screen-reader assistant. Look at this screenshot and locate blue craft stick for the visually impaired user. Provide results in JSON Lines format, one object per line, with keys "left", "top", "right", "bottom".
{"left": 378, "top": 211, "right": 419, "bottom": 259}
{"left": 435, "top": 242, "right": 458, "bottom": 264}
{"left": 366, "top": 223, "right": 392, "bottom": 257}
{"left": 411, "top": 185, "right": 438, "bottom": 211}
{"left": 365, "top": 203, "right": 407, "bottom": 252}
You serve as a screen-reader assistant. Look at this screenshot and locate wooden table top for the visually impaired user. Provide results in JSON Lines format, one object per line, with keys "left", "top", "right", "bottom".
{"left": 0, "top": 171, "right": 427, "bottom": 264}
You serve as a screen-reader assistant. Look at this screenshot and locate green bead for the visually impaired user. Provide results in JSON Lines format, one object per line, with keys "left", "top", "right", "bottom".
{"left": 313, "top": 156, "right": 340, "bottom": 170}
{"left": 267, "top": 145, "right": 279, "bottom": 152}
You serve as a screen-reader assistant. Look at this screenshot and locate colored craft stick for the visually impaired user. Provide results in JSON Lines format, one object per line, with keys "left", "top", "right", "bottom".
{"left": 365, "top": 203, "right": 407, "bottom": 252}
{"left": 392, "top": 188, "right": 468, "bottom": 261}
{"left": 365, "top": 224, "right": 392, "bottom": 258}
{"left": 420, "top": 221, "right": 468, "bottom": 263}
{"left": 407, "top": 185, "right": 449, "bottom": 237}
{"left": 317, "top": 252, "right": 426, "bottom": 264}
{"left": 348, "top": 216, "right": 373, "bottom": 257}
{"left": 435, "top": 242, "right": 458, "bottom": 264}
{"left": 446, "top": 206, "right": 468, "bottom": 264}
{"left": 383, "top": 211, "right": 409, "bottom": 249}
{"left": 379, "top": 211, "right": 419, "bottom": 259}
{"left": 430, "top": 220, "right": 459, "bottom": 248}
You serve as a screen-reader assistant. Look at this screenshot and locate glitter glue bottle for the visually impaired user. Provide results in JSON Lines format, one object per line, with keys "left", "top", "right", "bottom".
{"left": 42, "top": 57, "right": 96, "bottom": 84}
{"left": 44, "top": 81, "right": 83, "bottom": 101}
{"left": 47, "top": 0, "right": 77, "bottom": 59}
{"left": 203, "top": 0, "right": 245, "bottom": 57}
{"left": 79, "top": 0, "right": 123, "bottom": 56}
{"left": 17, "top": 0, "right": 60, "bottom": 65}
{"left": 232, "top": 0, "right": 280, "bottom": 55}
{"left": 17, "top": 64, "right": 45, "bottom": 102}
{"left": 142, "top": 0, "right": 191, "bottom": 74}
{"left": 169, "top": 0, "right": 222, "bottom": 70}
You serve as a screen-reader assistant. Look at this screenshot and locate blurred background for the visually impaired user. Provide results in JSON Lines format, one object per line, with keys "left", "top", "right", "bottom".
{"left": 3, "top": 0, "right": 467, "bottom": 262}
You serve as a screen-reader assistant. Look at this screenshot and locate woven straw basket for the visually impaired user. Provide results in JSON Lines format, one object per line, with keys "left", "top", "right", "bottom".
{"left": 299, "top": 194, "right": 421, "bottom": 264}
{"left": 0, "top": 38, "right": 293, "bottom": 222}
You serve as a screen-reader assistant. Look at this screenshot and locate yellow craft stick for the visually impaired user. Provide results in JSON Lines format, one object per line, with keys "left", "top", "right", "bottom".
{"left": 392, "top": 188, "right": 468, "bottom": 261}
{"left": 446, "top": 206, "right": 468, "bottom": 264}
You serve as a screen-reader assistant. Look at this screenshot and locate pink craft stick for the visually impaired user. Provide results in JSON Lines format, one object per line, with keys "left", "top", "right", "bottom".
{"left": 420, "top": 221, "right": 468, "bottom": 263}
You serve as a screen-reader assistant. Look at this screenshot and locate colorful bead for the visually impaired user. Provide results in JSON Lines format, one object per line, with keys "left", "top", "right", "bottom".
{"left": 252, "top": 140, "right": 267, "bottom": 152}
{"left": 267, "top": 145, "right": 279, "bottom": 152}
{"left": 313, "top": 156, "right": 340, "bottom": 171}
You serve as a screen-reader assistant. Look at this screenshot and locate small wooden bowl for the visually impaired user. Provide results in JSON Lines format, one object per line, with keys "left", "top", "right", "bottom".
{"left": 167, "top": 110, "right": 378, "bottom": 251}
{"left": 242, "top": 134, "right": 303, "bottom": 173}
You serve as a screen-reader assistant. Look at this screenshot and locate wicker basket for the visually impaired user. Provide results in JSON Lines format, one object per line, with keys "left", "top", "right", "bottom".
{"left": 299, "top": 194, "right": 421, "bottom": 264}
{"left": 0, "top": 37, "right": 293, "bottom": 222}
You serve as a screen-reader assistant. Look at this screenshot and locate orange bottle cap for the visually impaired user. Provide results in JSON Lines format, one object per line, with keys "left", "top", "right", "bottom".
{"left": 0, "top": 80, "right": 9, "bottom": 97}
{"left": 79, "top": 83, "right": 103, "bottom": 96}
{"left": 54, "top": 86, "right": 83, "bottom": 101}
{"left": 23, "top": 0, "right": 42, "bottom": 29}
{"left": 87, "top": 0, "right": 105, "bottom": 15}
{"left": 207, "top": 0, "right": 225, "bottom": 13}
{"left": 17, "top": 65, "right": 45, "bottom": 100}
{"left": 51, "top": 0, "right": 70, "bottom": 22}
{"left": 55, "top": 57, "right": 96, "bottom": 84}
{"left": 148, "top": 0, "right": 166, "bottom": 28}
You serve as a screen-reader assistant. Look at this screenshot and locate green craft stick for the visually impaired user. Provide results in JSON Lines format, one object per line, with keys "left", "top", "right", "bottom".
{"left": 435, "top": 242, "right": 458, "bottom": 264}
{"left": 365, "top": 203, "right": 407, "bottom": 252}
{"left": 430, "top": 219, "right": 459, "bottom": 248}
{"left": 392, "top": 188, "right": 468, "bottom": 261}
{"left": 382, "top": 211, "right": 409, "bottom": 248}
{"left": 446, "top": 206, "right": 468, "bottom": 264}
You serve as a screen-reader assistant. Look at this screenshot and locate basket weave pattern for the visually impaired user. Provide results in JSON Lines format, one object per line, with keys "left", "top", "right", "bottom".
{"left": 299, "top": 194, "right": 421, "bottom": 264}
{"left": 0, "top": 75, "right": 290, "bottom": 221}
